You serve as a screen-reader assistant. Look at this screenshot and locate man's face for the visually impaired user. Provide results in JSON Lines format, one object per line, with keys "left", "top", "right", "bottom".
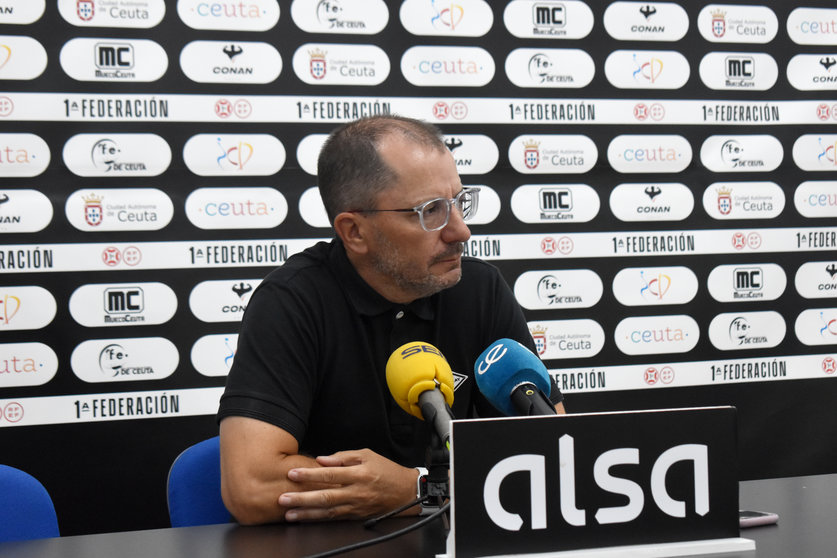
{"left": 366, "top": 134, "right": 472, "bottom": 302}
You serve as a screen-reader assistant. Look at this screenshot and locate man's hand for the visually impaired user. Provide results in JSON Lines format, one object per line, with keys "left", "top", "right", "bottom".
{"left": 278, "top": 449, "right": 418, "bottom": 522}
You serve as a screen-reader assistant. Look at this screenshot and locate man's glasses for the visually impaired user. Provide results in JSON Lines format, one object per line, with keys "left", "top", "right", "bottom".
{"left": 352, "top": 187, "right": 480, "bottom": 232}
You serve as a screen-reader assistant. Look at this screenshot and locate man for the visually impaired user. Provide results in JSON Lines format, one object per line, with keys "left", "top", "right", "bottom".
{"left": 218, "top": 115, "right": 565, "bottom": 525}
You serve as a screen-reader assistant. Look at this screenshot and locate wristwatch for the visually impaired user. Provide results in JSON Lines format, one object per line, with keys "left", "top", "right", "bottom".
{"left": 415, "top": 467, "right": 442, "bottom": 516}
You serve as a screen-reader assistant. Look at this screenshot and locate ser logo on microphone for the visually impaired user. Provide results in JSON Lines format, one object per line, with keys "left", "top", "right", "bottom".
{"left": 477, "top": 343, "right": 507, "bottom": 375}
{"left": 400, "top": 343, "right": 445, "bottom": 359}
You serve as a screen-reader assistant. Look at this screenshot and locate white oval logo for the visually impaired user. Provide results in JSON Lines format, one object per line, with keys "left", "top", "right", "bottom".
{"left": 700, "top": 135, "right": 783, "bottom": 172}
{"left": 795, "top": 308, "right": 837, "bottom": 346}
{"left": 708, "top": 311, "right": 785, "bottom": 351}
{"left": 180, "top": 40, "right": 281, "bottom": 84}
{"left": 400, "top": 0, "right": 492, "bottom": 36}
{"left": 528, "top": 319, "right": 604, "bottom": 359}
{"left": 299, "top": 186, "right": 330, "bottom": 228}
{"left": 0, "top": 286, "right": 56, "bottom": 330}
{"left": 608, "top": 135, "right": 692, "bottom": 173}
{"left": 510, "top": 184, "right": 599, "bottom": 223}
{"left": 444, "top": 134, "right": 498, "bottom": 175}
{"left": 0, "top": 189, "right": 53, "bottom": 233}
{"left": 290, "top": 0, "right": 388, "bottom": 34}
{"left": 604, "top": 50, "right": 690, "bottom": 89}
{"left": 177, "top": 0, "right": 279, "bottom": 30}
{"left": 59, "top": 38, "right": 168, "bottom": 82}
{"left": 297, "top": 134, "right": 328, "bottom": 176}
{"left": 63, "top": 133, "right": 171, "bottom": 177}
{"left": 795, "top": 261, "right": 837, "bottom": 299}
{"left": 787, "top": 8, "right": 837, "bottom": 46}
{"left": 293, "top": 42, "right": 389, "bottom": 85}
{"left": 795, "top": 181, "right": 837, "bottom": 218}
{"left": 66, "top": 188, "right": 173, "bottom": 231}
{"left": 69, "top": 282, "right": 177, "bottom": 327}
{"left": 0, "top": 0, "right": 45, "bottom": 24}
{"left": 698, "top": 51, "right": 778, "bottom": 91}
{"left": 793, "top": 134, "right": 837, "bottom": 171}
{"left": 0, "top": 342, "right": 58, "bottom": 387}
{"left": 401, "top": 45, "right": 494, "bottom": 87}
{"left": 702, "top": 182, "right": 784, "bottom": 220}
{"left": 0, "top": 133, "right": 50, "bottom": 177}
{"left": 183, "top": 134, "right": 285, "bottom": 176}
{"left": 707, "top": 263, "right": 787, "bottom": 302}
{"left": 464, "top": 184, "right": 500, "bottom": 226}
{"left": 509, "top": 134, "right": 597, "bottom": 174}
{"left": 612, "top": 266, "right": 698, "bottom": 306}
{"left": 71, "top": 337, "right": 178, "bottom": 383}
{"left": 503, "top": 0, "right": 593, "bottom": 39}
{"left": 191, "top": 333, "right": 238, "bottom": 377}
{"left": 614, "top": 315, "right": 699, "bottom": 355}
{"left": 787, "top": 54, "right": 837, "bottom": 91}
{"left": 505, "top": 48, "right": 594, "bottom": 88}
{"left": 697, "top": 4, "right": 777, "bottom": 44}
{"left": 603, "top": 1, "right": 689, "bottom": 41}
{"left": 190, "top": 279, "right": 262, "bottom": 322}
{"left": 0, "top": 35, "right": 47, "bottom": 80}
{"left": 609, "top": 183, "right": 694, "bottom": 222}
{"left": 58, "top": 0, "right": 166, "bottom": 28}
{"left": 185, "top": 187, "right": 288, "bottom": 230}
{"left": 515, "top": 270, "right": 602, "bottom": 309}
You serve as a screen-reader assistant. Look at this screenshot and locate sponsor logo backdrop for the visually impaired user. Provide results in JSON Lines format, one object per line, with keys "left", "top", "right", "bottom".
{"left": 1, "top": 0, "right": 836, "bottom": 536}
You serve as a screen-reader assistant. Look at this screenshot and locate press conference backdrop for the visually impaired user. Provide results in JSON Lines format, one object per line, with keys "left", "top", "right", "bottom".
{"left": 2, "top": 0, "right": 837, "bottom": 535}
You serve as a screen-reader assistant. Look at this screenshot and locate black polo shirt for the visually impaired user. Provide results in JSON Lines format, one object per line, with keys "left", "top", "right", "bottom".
{"left": 218, "top": 239, "right": 563, "bottom": 467}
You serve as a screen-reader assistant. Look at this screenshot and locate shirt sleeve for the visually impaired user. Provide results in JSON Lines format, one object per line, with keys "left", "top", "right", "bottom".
{"left": 216, "top": 275, "right": 320, "bottom": 443}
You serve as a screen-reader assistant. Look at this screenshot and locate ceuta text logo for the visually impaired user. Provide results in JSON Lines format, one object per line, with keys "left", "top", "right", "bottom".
{"left": 216, "top": 138, "right": 254, "bottom": 170}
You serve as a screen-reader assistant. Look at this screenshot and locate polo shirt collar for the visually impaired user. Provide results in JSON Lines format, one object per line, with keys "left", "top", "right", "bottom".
{"left": 328, "top": 238, "right": 435, "bottom": 321}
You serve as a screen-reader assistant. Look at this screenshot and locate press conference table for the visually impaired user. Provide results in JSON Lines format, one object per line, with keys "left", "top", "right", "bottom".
{"left": 2, "top": 474, "right": 835, "bottom": 558}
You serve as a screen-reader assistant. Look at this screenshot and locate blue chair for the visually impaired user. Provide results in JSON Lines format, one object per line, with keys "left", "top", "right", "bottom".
{"left": 0, "top": 464, "right": 60, "bottom": 542}
{"left": 167, "top": 436, "right": 231, "bottom": 527}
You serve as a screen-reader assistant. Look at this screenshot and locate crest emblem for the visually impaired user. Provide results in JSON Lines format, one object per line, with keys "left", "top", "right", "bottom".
{"left": 530, "top": 326, "right": 547, "bottom": 356}
{"left": 717, "top": 188, "right": 732, "bottom": 215}
{"left": 77, "top": 0, "right": 95, "bottom": 21}
{"left": 84, "top": 194, "right": 103, "bottom": 226}
{"left": 309, "top": 49, "right": 327, "bottom": 80}
{"left": 523, "top": 140, "right": 540, "bottom": 170}
{"left": 711, "top": 10, "right": 726, "bottom": 38}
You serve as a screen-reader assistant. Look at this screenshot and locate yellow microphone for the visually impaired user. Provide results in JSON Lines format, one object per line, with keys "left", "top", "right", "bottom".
{"left": 386, "top": 342, "right": 455, "bottom": 447}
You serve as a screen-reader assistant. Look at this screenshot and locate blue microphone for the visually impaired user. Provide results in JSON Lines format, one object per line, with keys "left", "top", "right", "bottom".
{"left": 474, "top": 338, "right": 557, "bottom": 416}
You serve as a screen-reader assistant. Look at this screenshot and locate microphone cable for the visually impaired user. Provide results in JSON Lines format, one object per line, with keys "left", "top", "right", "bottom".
{"left": 301, "top": 502, "right": 450, "bottom": 558}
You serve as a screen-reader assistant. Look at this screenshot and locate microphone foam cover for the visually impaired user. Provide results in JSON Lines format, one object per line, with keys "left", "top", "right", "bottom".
{"left": 474, "top": 338, "right": 551, "bottom": 416}
{"left": 386, "top": 341, "right": 454, "bottom": 420}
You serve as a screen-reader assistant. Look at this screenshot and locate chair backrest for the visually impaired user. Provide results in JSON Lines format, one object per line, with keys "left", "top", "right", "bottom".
{"left": 0, "top": 464, "right": 60, "bottom": 542}
{"left": 167, "top": 436, "right": 231, "bottom": 527}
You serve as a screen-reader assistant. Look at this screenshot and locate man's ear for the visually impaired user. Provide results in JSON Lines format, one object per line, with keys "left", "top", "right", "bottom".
{"left": 333, "top": 212, "right": 369, "bottom": 255}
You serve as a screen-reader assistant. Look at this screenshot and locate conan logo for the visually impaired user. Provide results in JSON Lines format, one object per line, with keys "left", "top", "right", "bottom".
{"left": 484, "top": 435, "right": 708, "bottom": 530}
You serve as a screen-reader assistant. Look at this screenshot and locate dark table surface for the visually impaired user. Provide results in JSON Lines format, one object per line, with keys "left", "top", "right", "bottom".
{"left": 2, "top": 473, "right": 835, "bottom": 558}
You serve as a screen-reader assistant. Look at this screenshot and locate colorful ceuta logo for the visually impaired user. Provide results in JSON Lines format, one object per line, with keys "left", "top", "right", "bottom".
{"left": 632, "top": 53, "right": 664, "bottom": 84}
{"left": 431, "top": 0, "right": 465, "bottom": 30}
{"left": 0, "top": 44, "right": 11, "bottom": 71}
{"left": 523, "top": 139, "right": 540, "bottom": 169}
{"left": 717, "top": 186, "right": 732, "bottom": 215}
{"left": 216, "top": 137, "right": 254, "bottom": 171}
{"left": 224, "top": 336, "right": 237, "bottom": 368}
{"left": 84, "top": 193, "right": 104, "bottom": 226}
{"left": 0, "top": 294, "right": 21, "bottom": 326}
{"left": 819, "top": 311, "right": 837, "bottom": 338}
{"left": 530, "top": 324, "right": 547, "bottom": 355}
{"left": 309, "top": 48, "right": 327, "bottom": 80}
{"left": 77, "top": 0, "right": 95, "bottom": 21}
{"left": 817, "top": 137, "right": 837, "bottom": 166}
{"left": 711, "top": 9, "right": 726, "bottom": 38}
{"left": 639, "top": 270, "right": 671, "bottom": 301}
